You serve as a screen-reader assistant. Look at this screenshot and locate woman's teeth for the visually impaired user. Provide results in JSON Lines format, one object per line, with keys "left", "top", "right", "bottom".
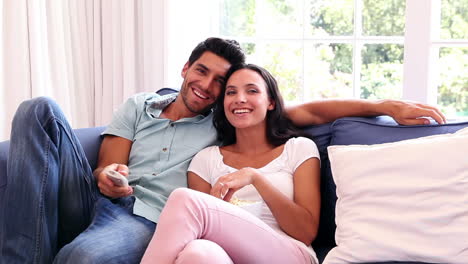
{"left": 233, "top": 109, "right": 251, "bottom": 114}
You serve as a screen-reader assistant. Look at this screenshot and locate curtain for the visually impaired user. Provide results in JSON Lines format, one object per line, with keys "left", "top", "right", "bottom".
{"left": 0, "top": 0, "right": 164, "bottom": 141}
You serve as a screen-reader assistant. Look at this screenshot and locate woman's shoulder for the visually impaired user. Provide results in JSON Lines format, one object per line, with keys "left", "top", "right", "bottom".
{"left": 285, "top": 136, "right": 317, "bottom": 148}
{"left": 284, "top": 137, "right": 320, "bottom": 160}
{"left": 193, "top": 146, "right": 225, "bottom": 160}
{"left": 189, "top": 145, "right": 223, "bottom": 175}
{"left": 195, "top": 145, "right": 221, "bottom": 158}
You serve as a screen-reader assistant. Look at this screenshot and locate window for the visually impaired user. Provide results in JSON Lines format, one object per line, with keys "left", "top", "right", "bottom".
{"left": 164, "top": 0, "right": 468, "bottom": 118}
{"left": 438, "top": 0, "right": 468, "bottom": 117}
{"left": 217, "top": 0, "right": 406, "bottom": 104}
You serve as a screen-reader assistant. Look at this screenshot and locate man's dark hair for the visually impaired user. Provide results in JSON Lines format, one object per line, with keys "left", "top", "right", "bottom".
{"left": 188, "top": 38, "right": 246, "bottom": 66}
{"left": 213, "top": 63, "right": 310, "bottom": 147}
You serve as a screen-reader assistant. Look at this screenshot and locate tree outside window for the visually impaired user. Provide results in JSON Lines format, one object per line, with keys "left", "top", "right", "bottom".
{"left": 218, "top": 0, "right": 467, "bottom": 117}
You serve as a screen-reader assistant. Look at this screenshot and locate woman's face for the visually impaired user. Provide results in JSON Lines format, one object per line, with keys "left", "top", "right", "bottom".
{"left": 223, "top": 69, "right": 275, "bottom": 130}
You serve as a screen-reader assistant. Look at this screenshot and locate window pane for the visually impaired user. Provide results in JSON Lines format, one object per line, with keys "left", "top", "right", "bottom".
{"left": 219, "top": 0, "right": 256, "bottom": 36}
{"left": 304, "top": 43, "right": 353, "bottom": 100}
{"left": 245, "top": 42, "right": 303, "bottom": 102}
{"left": 362, "top": 0, "right": 405, "bottom": 36}
{"left": 441, "top": 0, "right": 468, "bottom": 39}
{"left": 361, "top": 44, "right": 403, "bottom": 99}
{"left": 438, "top": 47, "right": 468, "bottom": 117}
{"left": 306, "top": 0, "right": 354, "bottom": 36}
{"left": 257, "top": 0, "right": 303, "bottom": 38}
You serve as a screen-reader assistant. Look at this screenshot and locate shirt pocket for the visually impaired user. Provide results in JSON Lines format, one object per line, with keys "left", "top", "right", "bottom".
{"left": 179, "top": 123, "right": 217, "bottom": 149}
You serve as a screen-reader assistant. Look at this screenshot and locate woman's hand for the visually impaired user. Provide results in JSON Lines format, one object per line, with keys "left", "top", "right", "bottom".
{"left": 95, "top": 163, "right": 133, "bottom": 198}
{"left": 210, "top": 167, "right": 260, "bottom": 201}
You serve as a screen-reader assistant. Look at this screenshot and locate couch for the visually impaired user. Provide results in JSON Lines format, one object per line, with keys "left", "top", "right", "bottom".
{"left": 1, "top": 94, "right": 467, "bottom": 263}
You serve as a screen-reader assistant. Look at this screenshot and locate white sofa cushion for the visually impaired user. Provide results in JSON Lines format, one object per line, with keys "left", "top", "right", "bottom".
{"left": 323, "top": 127, "right": 468, "bottom": 264}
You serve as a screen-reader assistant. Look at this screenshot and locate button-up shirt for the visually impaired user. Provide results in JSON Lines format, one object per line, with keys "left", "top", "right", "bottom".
{"left": 103, "top": 92, "right": 218, "bottom": 222}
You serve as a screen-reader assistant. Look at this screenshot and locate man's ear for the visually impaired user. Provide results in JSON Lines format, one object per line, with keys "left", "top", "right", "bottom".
{"left": 181, "top": 62, "right": 190, "bottom": 78}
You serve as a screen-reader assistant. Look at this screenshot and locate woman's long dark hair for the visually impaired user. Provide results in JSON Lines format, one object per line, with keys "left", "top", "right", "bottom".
{"left": 213, "top": 63, "right": 310, "bottom": 147}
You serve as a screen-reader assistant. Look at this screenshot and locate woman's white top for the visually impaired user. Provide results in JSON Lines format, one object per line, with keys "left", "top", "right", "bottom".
{"left": 188, "top": 137, "right": 320, "bottom": 263}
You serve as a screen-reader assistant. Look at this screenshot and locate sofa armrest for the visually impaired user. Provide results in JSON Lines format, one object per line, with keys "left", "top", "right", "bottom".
{"left": 0, "top": 140, "right": 10, "bottom": 189}
{"left": 73, "top": 126, "right": 106, "bottom": 170}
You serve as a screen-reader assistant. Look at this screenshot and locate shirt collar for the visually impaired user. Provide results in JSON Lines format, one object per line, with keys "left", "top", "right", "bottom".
{"left": 145, "top": 93, "right": 212, "bottom": 122}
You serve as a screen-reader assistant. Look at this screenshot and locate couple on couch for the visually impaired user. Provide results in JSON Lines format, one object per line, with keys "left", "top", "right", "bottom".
{"left": 0, "top": 37, "right": 445, "bottom": 263}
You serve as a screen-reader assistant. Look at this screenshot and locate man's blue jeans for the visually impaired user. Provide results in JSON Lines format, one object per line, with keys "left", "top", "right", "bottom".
{"left": 0, "top": 97, "right": 156, "bottom": 264}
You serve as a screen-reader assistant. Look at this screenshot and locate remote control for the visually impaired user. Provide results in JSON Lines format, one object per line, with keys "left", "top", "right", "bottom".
{"left": 106, "top": 170, "right": 129, "bottom": 187}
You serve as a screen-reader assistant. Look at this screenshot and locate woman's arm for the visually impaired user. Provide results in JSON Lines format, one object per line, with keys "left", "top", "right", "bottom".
{"left": 286, "top": 99, "right": 446, "bottom": 126}
{"left": 188, "top": 171, "right": 212, "bottom": 194}
{"left": 210, "top": 158, "right": 321, "bottom": 245}
{"left": 254, "top": 158, "right": 320, "bottom": 245}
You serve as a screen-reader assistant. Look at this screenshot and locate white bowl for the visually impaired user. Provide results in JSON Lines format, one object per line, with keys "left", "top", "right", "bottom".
{"left": 232, "top": 200, "right": 263, "bottom": 217}
{"left": 238, "top": 201, "right": 263, "bottom": 218}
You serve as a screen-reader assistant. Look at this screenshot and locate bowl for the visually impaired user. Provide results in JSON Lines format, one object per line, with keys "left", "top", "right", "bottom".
{"left": 230, "top": 198, "right": 263, "bottom": 218}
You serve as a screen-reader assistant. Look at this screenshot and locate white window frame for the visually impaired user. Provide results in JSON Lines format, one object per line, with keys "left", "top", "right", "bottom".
{"left": 404, "top": 0, "right": 468, "bottom": 107}
{"left": 163, "top": 0, "right": 468, "bottom": 116}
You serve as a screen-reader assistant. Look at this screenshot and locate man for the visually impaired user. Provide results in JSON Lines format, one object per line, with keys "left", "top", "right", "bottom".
{"left": 0, "top": 37, "right": 445, "bottom": 264}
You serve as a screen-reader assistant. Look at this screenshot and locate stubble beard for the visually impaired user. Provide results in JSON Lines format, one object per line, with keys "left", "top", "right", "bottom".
{"left": 180, "top": 81, "right": 213, "bottom": 115}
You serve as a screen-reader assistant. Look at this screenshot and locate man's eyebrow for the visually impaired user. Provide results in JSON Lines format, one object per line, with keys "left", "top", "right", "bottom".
{"left": 195, "top": 63, "right": 209, "bottom": 71}
{"left": 196, "top": 63, "right": 226, "bottom": 81}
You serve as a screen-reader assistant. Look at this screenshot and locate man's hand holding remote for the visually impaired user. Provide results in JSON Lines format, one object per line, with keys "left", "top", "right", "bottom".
{"left": 96, "top": 163, "right": 133, "bottom": 198}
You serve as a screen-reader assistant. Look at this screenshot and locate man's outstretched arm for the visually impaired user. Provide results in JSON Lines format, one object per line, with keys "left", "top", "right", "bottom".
{"left": 286, "top": 99, "right": 446, "bottom": 126}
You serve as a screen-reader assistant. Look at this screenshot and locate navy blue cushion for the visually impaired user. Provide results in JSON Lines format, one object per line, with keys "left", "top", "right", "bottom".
{"left": 330, "top": 116, "right": 468, "bottom": 146}
{"left": 301, "top": 123, "right": 337, "bottom": 248}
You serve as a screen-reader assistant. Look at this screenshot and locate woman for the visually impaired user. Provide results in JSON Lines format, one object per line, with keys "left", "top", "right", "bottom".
{"left": 141, "top": 64, "right": 321, "bottom": 264}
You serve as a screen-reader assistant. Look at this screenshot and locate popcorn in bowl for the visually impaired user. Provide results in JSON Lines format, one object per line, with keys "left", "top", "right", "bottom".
{"left": 230, "top": 197, "right": 263, "bottom": 218}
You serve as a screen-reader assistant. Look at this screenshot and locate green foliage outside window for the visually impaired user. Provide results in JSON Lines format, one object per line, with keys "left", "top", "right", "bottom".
{"left": 439, "top": 48, "right": 468, "bottom": 116}
{"left": 440, "top": 0, "right": 468, "bottom": 117}
{"left": 308, "top": 0, "right": 354, "bottom": 35}
{"left": 441, "top": 0, "right": 468, "bottom": 39}
{"left": 220, "top": 0, "right": 467, "bottom": 116}
{"left": 362, "top": 0, "right": 405, "bottom": 36}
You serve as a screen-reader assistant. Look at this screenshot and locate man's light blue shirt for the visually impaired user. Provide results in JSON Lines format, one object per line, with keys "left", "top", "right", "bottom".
{"left": 103, "top": 92, "right": 218, "bottom": 223}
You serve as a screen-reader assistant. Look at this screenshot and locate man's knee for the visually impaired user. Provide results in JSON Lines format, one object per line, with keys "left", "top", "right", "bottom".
{"left": 15, "top": 97, "right": 60, "bottom": 123}
{"left": 175, "top": 239, "right": 233, "bottom": 264}
{"left": 18, "top": 96, "right": 56, "bottom": 114}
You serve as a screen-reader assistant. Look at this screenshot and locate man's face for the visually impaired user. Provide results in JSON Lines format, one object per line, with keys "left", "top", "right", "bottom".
{"left": 179, "top": 51, "right": 231, "bottom": 115}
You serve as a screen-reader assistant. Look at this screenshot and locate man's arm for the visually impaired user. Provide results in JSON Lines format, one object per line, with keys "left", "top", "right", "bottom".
{"left": 93, "top": 135, "right": 133, "bottom": 198}
{"left": 286, "top": 99, "right": 446, "bottom": 126}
